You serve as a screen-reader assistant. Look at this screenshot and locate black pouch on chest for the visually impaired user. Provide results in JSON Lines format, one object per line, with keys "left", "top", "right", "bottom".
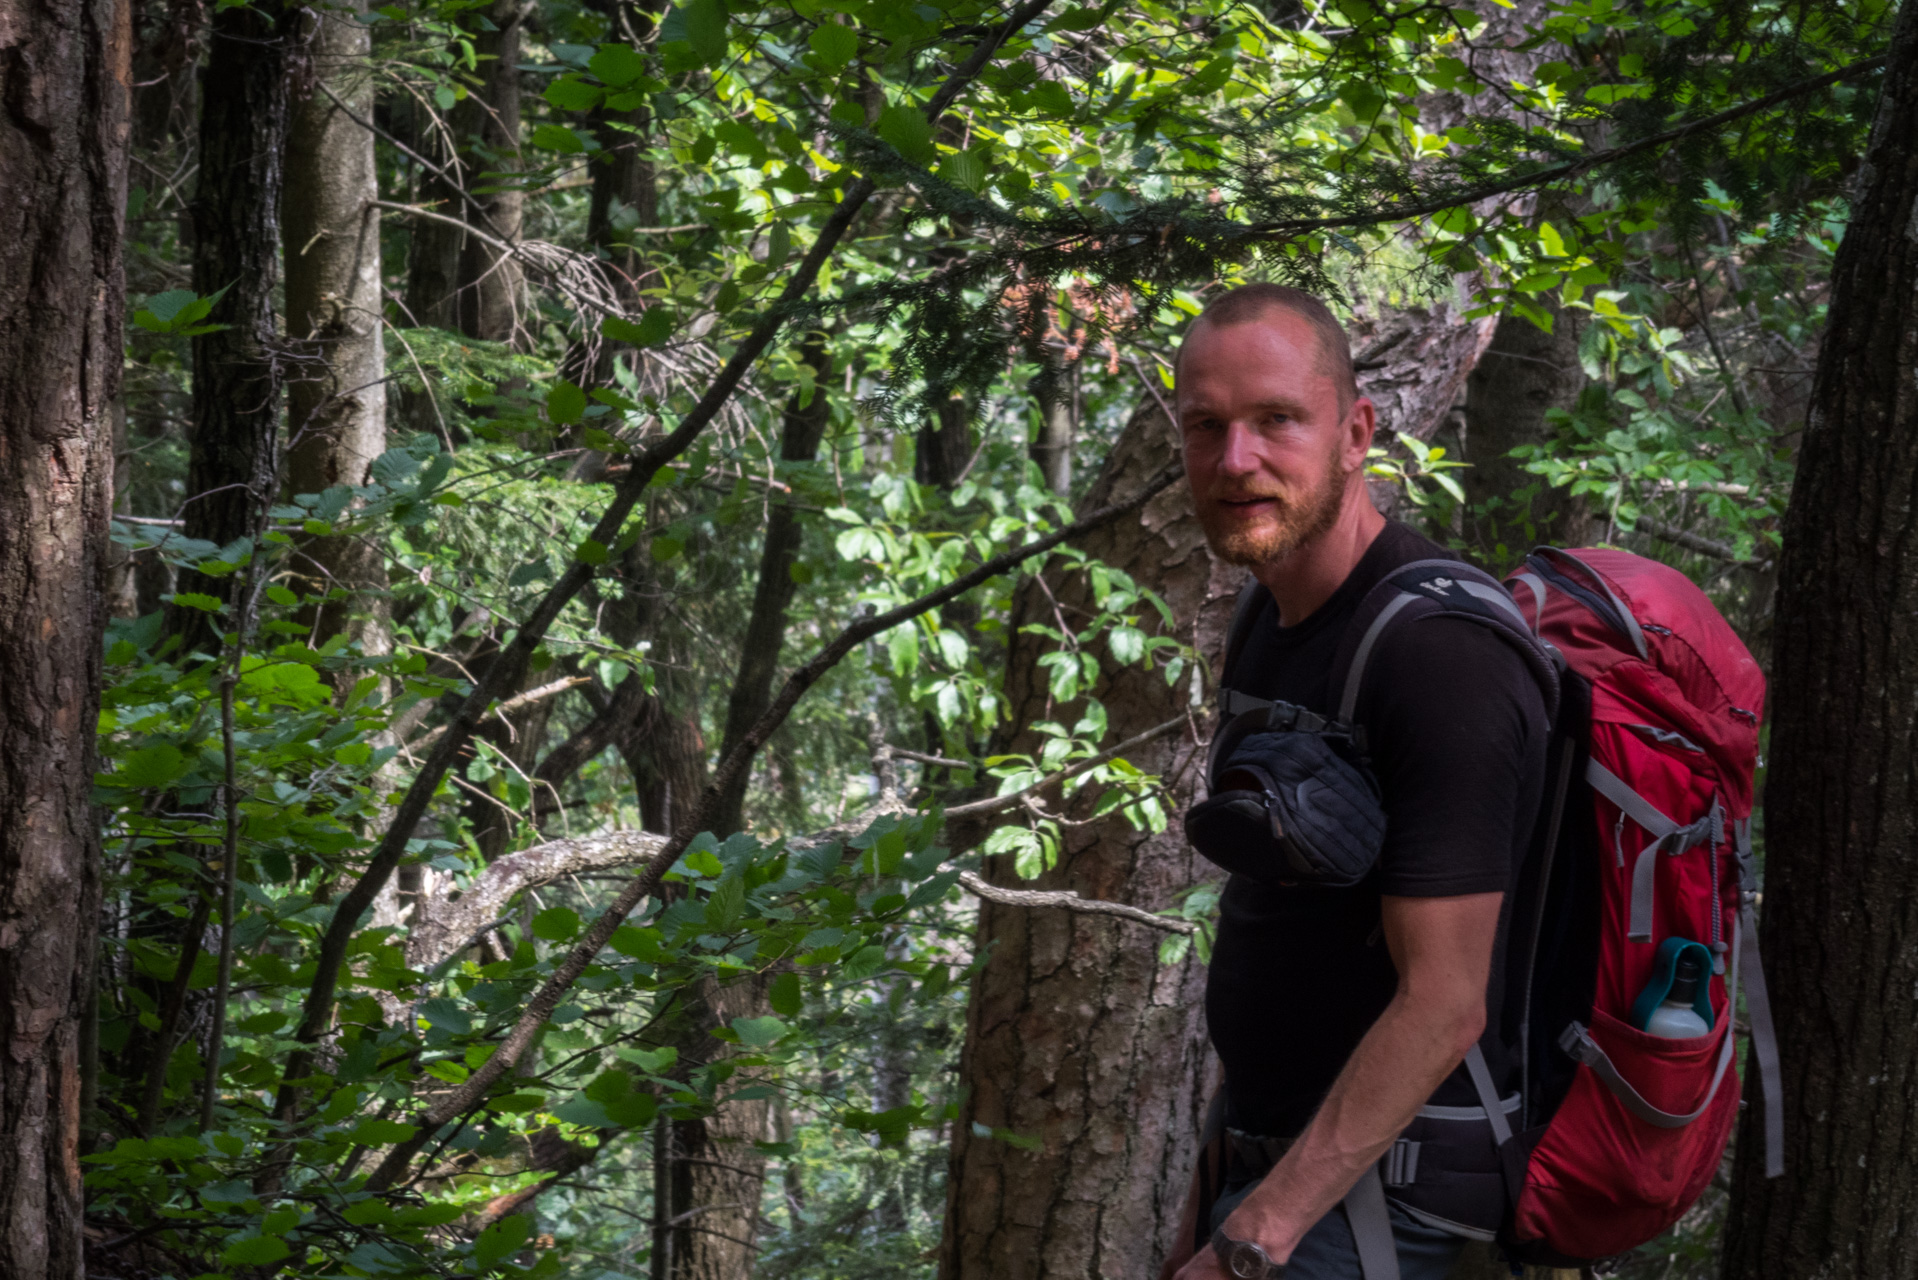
{"left": 1182, "top": 702, "right": 1385, "bottom": 888}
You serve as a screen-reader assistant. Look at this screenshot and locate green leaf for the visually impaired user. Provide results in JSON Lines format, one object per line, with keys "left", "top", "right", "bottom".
{"left": 602, "top": 308, "right": 675, "bottom": 348}
{"left": 731, "top": 1014, "right": 786, "bottom": 1047}
{"left": 705, "top": 876, "right": 745, "bottom": 929}
{"left": 769, "top": 970, "right": 802, "bottom": 1016}
{"left": 532, "top": 907, "right": 581, "bottom": 941}
{"left": 682, "top": 0, "right": 729, "bottom": 63}
{"left": 222, "top": 1236, "right": 292, "bottom": 1266}
{"left": 114, "top": 743, "right": 187, "bottom": 788}
{"left": 544, "top": 75, "right": 603, "bottom": 111}
{"left": 530, "top": 123, "right": 588, "bottom": 153}
{"left": 876, "top": 104, "right": 934, "bottom": 165}
{"left": 348, "top": 1118, "right": 419, "bottom": 1146}
{"left": 473, "top": 1214, "right": 533, "bottom": 1269}
{"left": 547, "top": 379, "right": 587, "bottom": 425}
{"left": 590, "top": 43, "right": 648, "bottom": 87}
{"left": 169, "top": 592, "right": 224, "bottom": 613}
{"left": 938, "top": 150, "right": 986, "bottom": 192}
{"left": 1108, "top": 626, "right": 1146, "bottom": 664}
{"left": 574, "top": 538, "right": 610, "bottom": 566}
{"left": 808, "top": 23, "right": 859, "bottom": 69}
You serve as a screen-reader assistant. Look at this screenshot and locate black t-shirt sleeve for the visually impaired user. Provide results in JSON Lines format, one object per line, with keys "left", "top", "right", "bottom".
{"left": 1359, "top": 616, "right": 1548, "bottom": 898}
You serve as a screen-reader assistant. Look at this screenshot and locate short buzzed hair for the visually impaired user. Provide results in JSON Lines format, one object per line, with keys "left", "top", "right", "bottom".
{"left": 1182, "top": 283, "right": 1359, "bottom": 412}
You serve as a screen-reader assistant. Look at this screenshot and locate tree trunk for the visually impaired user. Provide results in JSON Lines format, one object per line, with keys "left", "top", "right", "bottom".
{"left": 918, "top": 394, "right": 973, "bottom": 490}
{"left": 1457, "top": 293, "right": 1598, "bottom": 563}
{"left": 405, "top": 0, "right": 526, "bottom": 342}
{"left": 1028, "top": 365, "right": 1074, "bottom": 496}
{"left": 1721, "top": 4, "right": 1918, "bottom": 1277}
{"left": 173, "top": 0, "right": 290, "bottom": 653}
{"left": 283, "top": 0, "right": 389, "bottom": 654}
{"left": 454, "top": 0, "right": 527, "bottom": 345}
{"left": 713, "top": 334, "right": 834, "bottom": 837}
{"left": 939, "top": 397, "right": 1233, "bottom": 1279}
{"left": 0, "top": 2, "right": 127, "bottom": 1276}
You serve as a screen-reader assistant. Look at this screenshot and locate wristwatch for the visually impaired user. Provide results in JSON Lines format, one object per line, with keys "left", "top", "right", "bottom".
{"left": 1210, "top": 1226, "right": 1286, "bottom": 1279}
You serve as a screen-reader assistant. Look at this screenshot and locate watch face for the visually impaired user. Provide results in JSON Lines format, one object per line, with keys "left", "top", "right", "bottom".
{"left": 1224, "top": 1241, "right": 1266, "bottom": 1279}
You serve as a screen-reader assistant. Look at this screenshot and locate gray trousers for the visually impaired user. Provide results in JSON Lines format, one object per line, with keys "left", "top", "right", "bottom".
{"left": 1209, "top": 1177, "right": 1467, "bottom": 1280}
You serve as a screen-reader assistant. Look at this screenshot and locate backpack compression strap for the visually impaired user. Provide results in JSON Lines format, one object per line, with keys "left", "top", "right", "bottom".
{"left": 1330, "top": 559, "right": 1562, "bottom": 728}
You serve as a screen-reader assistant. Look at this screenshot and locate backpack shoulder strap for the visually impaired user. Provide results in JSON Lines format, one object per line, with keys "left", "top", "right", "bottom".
{"left": 1217, "top": 577, "right": 1270, "bottom": 707}
{"left": 1330, "top": 558, "right": 1561, "bottom": 728}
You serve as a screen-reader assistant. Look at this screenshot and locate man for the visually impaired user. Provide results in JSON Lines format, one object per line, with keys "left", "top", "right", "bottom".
{"left": 1162, "top": 285, "right": 1548, "bottom": 1280}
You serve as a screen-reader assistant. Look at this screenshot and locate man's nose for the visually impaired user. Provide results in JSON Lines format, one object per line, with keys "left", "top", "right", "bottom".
{"left": 1216, "top": 421, "right": 1262, "bottom": 477}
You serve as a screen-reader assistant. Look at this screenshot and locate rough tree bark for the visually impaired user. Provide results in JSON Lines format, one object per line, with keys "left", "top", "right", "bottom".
{"left": 0, "top": 2, "right": 128, "bottom": 1277}
{"left": 283, "top": 0, "right": 389, "bottom": 653}
{"left": 1722, "top": 4, "right": 1918, "bottom": 1277}
{"left": 939, "top": 397, "right": 1233, "bottom": 1280}
{"left": 173, "top": 0, "right": 291, "bottom": 653}
{"left": 1457, "top": 292, "right": 1598, "bottom": 562}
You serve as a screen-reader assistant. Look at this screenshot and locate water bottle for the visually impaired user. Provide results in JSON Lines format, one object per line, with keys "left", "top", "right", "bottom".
{"left": 1644, "top": 953, "right": 1712, "bottom": 1039}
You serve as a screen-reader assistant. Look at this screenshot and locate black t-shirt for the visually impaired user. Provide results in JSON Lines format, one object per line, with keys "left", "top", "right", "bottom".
{"left": 1204, "top": 521, "right": 1548, "bottom": 1137}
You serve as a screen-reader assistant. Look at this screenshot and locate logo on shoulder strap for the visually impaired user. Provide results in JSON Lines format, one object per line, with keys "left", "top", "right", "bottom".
{"left": 1419, "top": 576, "right": 1456, "bottom": 595}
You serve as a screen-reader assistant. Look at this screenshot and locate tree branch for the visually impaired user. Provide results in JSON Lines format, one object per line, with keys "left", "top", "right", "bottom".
{"left": 944, "top": 714, "right": 1190, "bottom": 818}
{"left": 404, "top": 676, "right": 592, "bottom": 755}
{"left": 364, "top": 452, "right": 1169, "bottom": 1191}
{"left": 955, "top": 870, "right": 1197, "bottom": 935}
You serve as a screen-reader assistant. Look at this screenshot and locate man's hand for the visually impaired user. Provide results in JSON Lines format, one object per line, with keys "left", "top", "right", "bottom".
{"left": 1206, "top": 891, "right": 1505, "bottom": 1262}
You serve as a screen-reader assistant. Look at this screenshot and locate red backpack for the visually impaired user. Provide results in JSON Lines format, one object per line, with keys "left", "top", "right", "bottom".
{"left": 1497, "top": 546, "right": 1782, "bottom": 1264}
{"left": 1202, "top": 545, "right": 1784, "bottom": 1272}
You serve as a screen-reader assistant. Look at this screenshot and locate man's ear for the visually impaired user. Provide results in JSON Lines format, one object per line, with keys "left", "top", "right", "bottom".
{"left": 1342, "top": 397, "right": 1378, "bottom": 471}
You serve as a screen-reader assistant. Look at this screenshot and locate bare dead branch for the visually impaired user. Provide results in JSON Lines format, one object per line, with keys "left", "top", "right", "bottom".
{"left": 404, "top": 676, "right": 593, "bottom": 755}
{"left": 954, "top": 870, "right": 1197, "bottom": 935}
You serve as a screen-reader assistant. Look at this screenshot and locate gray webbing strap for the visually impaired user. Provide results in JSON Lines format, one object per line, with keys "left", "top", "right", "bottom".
{"left": 1461, "top": 1044, "right": 1515, "bottom": 1149}
{"left": 1739, "top": 900, "right": 1786, "bottom": 1177}
{"left": 1587, "top": 761, "right": 1722, "bottom": 943}
{"left": 1558, "top": 1016, "right": 1735, "bottom": 1129}
{"left": 1459, "top": 579, "right": 1533, "bottom": 630}
{"left": 1342, "top": 1165, "right": 1402, "bottom": 1280}
{"left": 1587, "top": 760, "right": 1679, "bottom": 839}
{"left": 1337, "top": 590, "right": 1420, "bottom": 724}
{"left": 1513, "top": 571, "right": 1547, "bottom": 634}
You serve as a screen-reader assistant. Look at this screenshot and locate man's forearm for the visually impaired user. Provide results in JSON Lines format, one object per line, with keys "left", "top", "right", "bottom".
{"left": 1217, "top": 989, "right": 1481, "bottom": 1260}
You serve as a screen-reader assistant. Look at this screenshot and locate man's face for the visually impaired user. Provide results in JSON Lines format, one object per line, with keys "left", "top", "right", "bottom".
{"left": 1176, "top": 312, "right": 1370, "bottom": 567}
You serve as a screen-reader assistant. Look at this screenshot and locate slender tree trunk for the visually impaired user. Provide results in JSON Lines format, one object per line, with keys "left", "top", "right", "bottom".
{"left": 405, "top": 0, "right": 526, "bottom": 342}
{"left": 454, "top": 0, "right": 527, "bottom": 344}
{"left": 939, "top": 397, "right": 1230, "bottom": 1279}
{"left": 918, "top": 394, "right": 973, "bottom": 490}
{"left": 283, "top": 0, "right": 389, "bottom": 654}
{"left": 1028, "top": 365, "right": 1074, "bottom": 495}
{"left": 713, "top": 334, "right": 834, "bottom": 836}
{"left": 1722, "top": 4, "right": 1918, "bottom": 1276}
{"left": 173, "top": 0, "right": 290, "bottom": 653}
{"left": 0, "top": 3, "right": 127, "bottom": 1276}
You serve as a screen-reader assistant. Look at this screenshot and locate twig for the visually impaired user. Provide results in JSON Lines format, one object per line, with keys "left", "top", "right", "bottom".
{"left": 945, "top": 715, "right": 1189, "bottom": 818}
{"left": 955, "top": 870, "right": 1196, "bottom": 935}
{"left": 405, "top": 676, "right": 592, "bottom": 755}
{"left": 1634, "top": 518, "right": 1762, "bottom": 567}
{"left": 889, "top": 747, "right": 973, "bottom": 769}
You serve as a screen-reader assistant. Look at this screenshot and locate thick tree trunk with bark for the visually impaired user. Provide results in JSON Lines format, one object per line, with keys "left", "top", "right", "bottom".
{"left": 939, "top": 398, "right": 1234, "bottom": 1280}
{"left": 284, "top": 0, "right": 389, "bottom": 653}
{"left": 1457, "top": 294, "right": 1598, "bottom": 562}
{"left": 1722, "top": 5, "right": 1918, "bottom": 1277}
{"left": 174, "top": 1, "right": 290, "bottom": 653}
{"left": 0, "top": 2, "right": 127, "bottom": 1276}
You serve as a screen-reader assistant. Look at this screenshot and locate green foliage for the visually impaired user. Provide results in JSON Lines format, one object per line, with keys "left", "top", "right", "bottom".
{"left": 94, "top": 0, "right": 1889, "bottom": 1272}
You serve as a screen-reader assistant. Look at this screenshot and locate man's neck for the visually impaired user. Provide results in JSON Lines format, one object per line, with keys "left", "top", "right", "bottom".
{"left": 1252, "top": 490, "right": 1387, "bottom": 627}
